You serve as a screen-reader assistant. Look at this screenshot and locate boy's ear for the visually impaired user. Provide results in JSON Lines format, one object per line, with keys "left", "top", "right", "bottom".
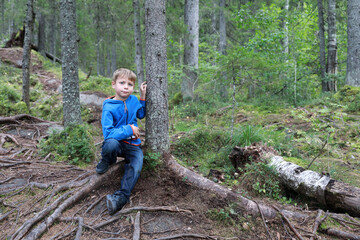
{"left": 111, "top": 81, "right": 116, "bottom": 88}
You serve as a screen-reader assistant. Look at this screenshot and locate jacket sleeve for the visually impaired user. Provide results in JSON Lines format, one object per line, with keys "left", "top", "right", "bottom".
{"left": 102, "top": 110, "right": 134, "bottom": 140}
{"left": 136, "top": 99, "right": 146, "bottom": 119}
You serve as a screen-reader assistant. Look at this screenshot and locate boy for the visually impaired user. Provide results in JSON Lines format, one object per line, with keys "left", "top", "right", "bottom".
{"left": 96, "top": 68, "right": 147, "bottom": 215}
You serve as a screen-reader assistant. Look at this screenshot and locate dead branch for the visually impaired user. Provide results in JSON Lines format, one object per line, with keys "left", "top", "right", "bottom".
{"left": 85, "top": 194, "right": 105, "bottom": 214}
{"left": 133, "top": 211, "right": 141, "bottom": 240}
{"left": 0, "top": 114, "right": 49, "bottom": 125}
{"left": 272, "top": 205, "right": 305, "bottom": 240}
{"left": 58, "top": 217, "right": 83, "bottom": 240}
{"left": 306, "top": 133, "right": 330, "bottom": 169}
{"left": 154, "top": 233, "right": 217, "bottom": 240}
{"left": 255, "top": 201, "right": 272, "bottom": 240}
{"left": 0, "top": 176, "right": 14, "bottom": 184}
{"left": 0, "top": 209, "right": 16, "bottom": 223}
{"left": 331, "top": 214, "right": 360, "bottom": 228}
{"left": 310, "top": 210, "right": 328, "bottom": 240}
{"left": 0, "top": 133, "right": 19, "bottom": 145}
{"left": 320, "top": 228, "right": 360, "bottom": 240}
{"left": 94, "top": 206, "right": 192, "bottom": 229}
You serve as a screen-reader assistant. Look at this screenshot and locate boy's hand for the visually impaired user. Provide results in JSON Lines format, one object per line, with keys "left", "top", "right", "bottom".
{"left": 131, "top": 125, "right": 140, "bottom": 138}
{"left": 140, "top": 81, "right": 147, "bottom": 99}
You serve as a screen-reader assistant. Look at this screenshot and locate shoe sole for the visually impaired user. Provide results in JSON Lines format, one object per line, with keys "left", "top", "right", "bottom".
{"left": 106, "top": 195, "right": 116, "bottom": 215}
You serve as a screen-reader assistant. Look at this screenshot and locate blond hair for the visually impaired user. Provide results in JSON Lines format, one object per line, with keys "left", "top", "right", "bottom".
{"left": 112, "top": 68, "right": 137, "bottom": 83}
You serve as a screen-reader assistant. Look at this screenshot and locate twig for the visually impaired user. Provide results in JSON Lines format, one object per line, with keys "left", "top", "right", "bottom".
{"left": 133, "top": 211, "right": 140, "bottom": 240}
{"left": 0, "top": 176, "right": 14, "bottom": 184}
{"left": 58, "top": 217, "right": 83, "bottom": 240}
{"left": 320, "top": 228, "right": 360, "bottom": 240}
{"left": 255, "top": 201, "right": 272, "bottom": 240}
{"left": 331, "top": 214, "right": 360, "bottom": 228}
{"left": 272, "top": 205, "right": 305, "bottom": 240}
{"left": 154, "top": 233, "right": 217, "bottom": 240}
{"left": 94, "top": 206, "right": 191, "bottom": 229}
{"left": 306, "top": 133, "right": 330, "bottom": 169}
{"left": 85, "top": 194, "right": 106, "bottom": 214}
{"left": 310, "top": 210, "right": 328, "bottom": 240}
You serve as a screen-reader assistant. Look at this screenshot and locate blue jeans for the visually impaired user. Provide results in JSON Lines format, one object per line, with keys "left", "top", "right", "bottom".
{"left": 101, "top": 138, "right": 143, "bottom": 200}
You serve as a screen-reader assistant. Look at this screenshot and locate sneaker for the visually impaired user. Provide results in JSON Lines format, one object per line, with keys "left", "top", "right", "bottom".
{"left": 96, "top": 160, "right": 111, "bottom": 174}
{"left": 106, "top": 194, "right": 128, "bottom": 215}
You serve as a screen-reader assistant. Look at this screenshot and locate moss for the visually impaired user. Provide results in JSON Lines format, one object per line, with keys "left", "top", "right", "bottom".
{"left": 284, "top": 157, "right": 307, "bottom": 168}
{"left": 334, "top": 85, "right": 360, "bottom": 102}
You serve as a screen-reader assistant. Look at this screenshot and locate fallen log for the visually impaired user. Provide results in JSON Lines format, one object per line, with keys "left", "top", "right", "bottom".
{"left": 229, "top": 146, "right": 360, "bottom": 217}
{"left": 268, "top": 155, "right": 360, "bottom": 217}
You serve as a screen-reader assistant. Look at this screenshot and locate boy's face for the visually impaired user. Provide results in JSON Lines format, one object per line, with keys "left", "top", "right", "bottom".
{"left": 112, "top": 77, "right": 135, "bottom": 100}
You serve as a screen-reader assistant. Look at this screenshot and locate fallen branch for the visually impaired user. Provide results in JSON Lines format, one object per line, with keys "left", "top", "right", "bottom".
{"left": 154, "top": 233, "right": 217, "bottom": 240}
{"left": 255, "top": 201, "right": 272, "bottom": 240}
{"left": 94, "top": 206, "right": 191, "bottom": 229}
{"left": 320, "top": 228, "right": 360, "bottom": 240}
{"left": 310, "top": 210, "right": 328, "bottom": 240}
{"left": 0, "top": 114, "right": 49, "bottom": 125}
{"left": 133, "top": 211, "right": 141, "bottom": 240}
{"left": 272, "top": 205, "right": 305, "bottom": 240}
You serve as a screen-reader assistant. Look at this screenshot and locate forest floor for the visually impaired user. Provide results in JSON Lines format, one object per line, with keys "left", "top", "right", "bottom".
{"left": 1, "top": 47, "right": 360, "bottom": 240}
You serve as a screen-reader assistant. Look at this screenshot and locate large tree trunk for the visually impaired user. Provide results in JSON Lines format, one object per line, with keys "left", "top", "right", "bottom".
{"left": 133, "top": 0, "right": 145, "bottom": 90}
{"left": 346, "top": 0, "right": 360, "bottom": 87}
{"left": 181, "top": 0, "right": 199, "bottom": 101}
{"left": 60, "top": 0, "right": 82, "bottom": 126}
{"left": 317, "top": 0, "right": 326, "bottom": 89}
{"left": 145, "top": 0, "right": 170, "bottom": 153}
{"left": 37, "top": 12, "right": 46, "bottom": 56}
{"left": 22, "top": 0, "right": 35, "bottom": 111}
{"left": 219, "top": 0, "right": 228, "bottom": 99}
{"left": 325, "top": 0, "right": 337, "bottom": 92}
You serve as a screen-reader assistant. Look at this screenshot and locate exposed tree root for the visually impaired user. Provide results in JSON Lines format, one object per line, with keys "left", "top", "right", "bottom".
{"left": 154, "top": 233, "right": 218, "bottom": 240}
{"left": 309, "top": 210, "right": 328, "bottom": 240}
{"left": 0, "top": 114, "right": 49, "bottom": 125}
{"left": 272, "top": 205, "right": 305, "bottom": 240}
{"left": 133, "top": 211, "right": 141, "bottom": 240}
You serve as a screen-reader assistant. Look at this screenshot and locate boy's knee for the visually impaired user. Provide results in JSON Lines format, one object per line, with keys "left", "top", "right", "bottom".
{"left": 103, "top": 138, "right": 120, "bottom": 151}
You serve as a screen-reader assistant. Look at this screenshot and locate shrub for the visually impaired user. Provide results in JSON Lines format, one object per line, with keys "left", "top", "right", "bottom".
{"left": 39, "top": 124, "right": 96, "bottom": 165}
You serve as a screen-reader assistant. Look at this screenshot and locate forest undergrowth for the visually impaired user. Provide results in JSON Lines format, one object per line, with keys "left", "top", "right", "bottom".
{"left": 1, "top": 48, "right": 360, "bottom": 239}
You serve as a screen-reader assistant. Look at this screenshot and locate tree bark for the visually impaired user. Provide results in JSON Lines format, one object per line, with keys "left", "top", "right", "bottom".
{"left": 49, "top": 0, "right": 57, "bottom": 64}
{"left": 1, "top": 0, "right": 5, "bottom": 39}
{"left": 145, "top": 0, "right": 170, "bottom": 153}
{"left": 346, "top": 0, "right": 360, "bottom": 87}
{"left": 181, "top": 0, "right": 199, "bottom": 101}
{"left": 37, "top": 12, "right": 46, "bottom": 56}
{"left": 22, "top": 0, "right": 35, "bottom": 111}
{"left": 317, "top": 0, "right": 326, "bottom": 89}
{"left": 60, "top": 0, "right": 82, "bottom": 126}
{"left": 133, "top": 0, "right": 145, "bottom": 90}
{"left": 325, "top": 0, "right": 337, "bottom": 92}
{"left": 219, "top": 0, "right": 228, "bottom": 99}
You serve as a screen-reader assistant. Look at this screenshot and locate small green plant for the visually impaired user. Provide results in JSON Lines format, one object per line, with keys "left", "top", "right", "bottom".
{"left": 38, "top": 124, "right": 96, "bottom": 165}
{"left": 143, "top": 151, "right": 162, "bottom": 172}
{"left": 206, "top": 207, "right": 236, "bottom": 226}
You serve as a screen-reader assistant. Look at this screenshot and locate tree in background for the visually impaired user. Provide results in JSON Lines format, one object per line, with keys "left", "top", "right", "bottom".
{"left": 346, "top": 0, "right": 360, "bottom": 87}
{"left": 219, "top": 0, "right": 227, "bottom": 99}
{"left": 182, "top": 0, "right": 199, "bottom": 101}
{"left": 317, "top": 0, "right": 326, "bottom": 91}
{"left": 22, "top": 0, "right": 34, "bottom": 110}
{"left": 133, "top": 0, "right": 145, "bottom": 89}
{"left": 60, "top": 0, "right": 82, "bottom": 126}
{"left": 325, "top": 0, "right": 337, "bottom": 92}
{"left": 145, "top": 0, "right": 169, "bottom": 153}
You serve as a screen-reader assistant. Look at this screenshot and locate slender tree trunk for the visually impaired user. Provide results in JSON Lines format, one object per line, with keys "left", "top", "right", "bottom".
{"left": 145, "top": 0, "right": 169, "bottom": 153}
{"left": 182, "top": 0, "right": 199, "bottom": 101}
{"left": 219, "top": 0, "right": 227, "bottom": 99}
{"left": 317, "top": 0, "right": 326, "bottom": 90}
{"left": 111, "top": 41, "right": 117, "bottom": 75}
{"left": 37, "top": 12, "right": 46, "bottom": 56}
{"left": 346, "top": 0, "right": 360, "bottom": 87}
{"left": 1, "top": 0, "right": 5, "bottom": 39}
{"left": 133, "top": 0, "right": 145, "bottom": 90}
{"left": 49, "top": 0, "right": 57, "bottom": 64}
{"left": 60, "top": 0, "right": 82, "bottom": 126}
{"left": 22, "top": 0, "right": 34, "bottom": 111}
{"left": 325, "top": 0, "right": 337, "bottom": 92}
{"left": 283, "top": 0, "right": 289, "bottom": 56}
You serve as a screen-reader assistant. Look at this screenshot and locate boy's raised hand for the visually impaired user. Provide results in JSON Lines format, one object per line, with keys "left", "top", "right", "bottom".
{"left": 131, "top": 125, "right": 140, "bottom": 138}
{"left": 140, "top": 81, "right": 147, "bottom": 99}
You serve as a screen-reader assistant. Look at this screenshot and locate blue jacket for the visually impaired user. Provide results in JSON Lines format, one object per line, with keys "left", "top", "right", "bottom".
{"left": 101, "top": 95, "right": 146, "bottom": 146}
